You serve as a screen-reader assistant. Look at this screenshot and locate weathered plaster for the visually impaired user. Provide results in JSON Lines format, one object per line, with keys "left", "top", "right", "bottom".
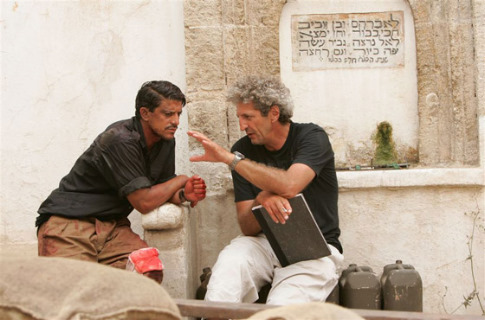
{"left": 1, "top": 0, "right": 484, "bottom": 315}
{"left": 0, "top": 0, "right": 188, "bottom": 241}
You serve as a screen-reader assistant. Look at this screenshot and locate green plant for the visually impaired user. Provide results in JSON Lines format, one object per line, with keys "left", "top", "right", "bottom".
{"left": 442, "top": 207, "right": 484, "bottom": 315}
{"left": 372, "top": 121, "right": 398, "bottom": 166}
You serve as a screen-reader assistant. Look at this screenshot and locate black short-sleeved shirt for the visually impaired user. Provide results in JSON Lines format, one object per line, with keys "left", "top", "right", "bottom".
{"left": 35, "top": 117, "right": 176, "bottom": 227}
{"left": 231, "top": 122, "right": 342, "bottom": 253}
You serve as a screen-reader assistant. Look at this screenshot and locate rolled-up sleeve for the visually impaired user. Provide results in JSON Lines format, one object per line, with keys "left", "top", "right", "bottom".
{"left": 119, "top": 176, "right": 152, "bottom": 197}
{"left": 95, "top": 130, "right": 150, "bottom": 197}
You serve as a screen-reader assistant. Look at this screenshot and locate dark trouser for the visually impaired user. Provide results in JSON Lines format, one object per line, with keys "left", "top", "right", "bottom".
{"left": 37, "top": 215, "right": 148, "bottom": 269}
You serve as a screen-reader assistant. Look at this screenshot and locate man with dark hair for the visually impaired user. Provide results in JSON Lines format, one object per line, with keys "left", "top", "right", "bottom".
{"left": 189, "top": 76, "right": 343, "bottom": 305}
{"left": 36, "top": 80, "right": 206, "bottom": 278}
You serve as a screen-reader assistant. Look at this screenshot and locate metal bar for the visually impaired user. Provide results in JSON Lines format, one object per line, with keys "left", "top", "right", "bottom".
{"left": 174, "top": 299, "right": 483, "bottom": 320}
{"left": 354, "top": 308, "right": 483, "bottom": 320}
{"left": 336, "top": 163, "right": 410, "bottom": 171}
{"left": 174, "top": 299, "right": 272, "bottom": 319}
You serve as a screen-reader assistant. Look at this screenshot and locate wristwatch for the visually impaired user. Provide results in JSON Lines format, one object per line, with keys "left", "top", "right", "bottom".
{"left": 179, "top": 189, "right": 188, "bottom": 203}
{"left": 228, "top": 151, "right": 245, "bottom": 171}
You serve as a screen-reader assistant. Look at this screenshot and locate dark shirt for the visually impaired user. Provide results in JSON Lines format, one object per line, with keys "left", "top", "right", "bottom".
{"left": 36, "top": 117, "right": 176, "bottom": 227}
{"left": 231, "top": 122, "right": 342, "bottom": 253}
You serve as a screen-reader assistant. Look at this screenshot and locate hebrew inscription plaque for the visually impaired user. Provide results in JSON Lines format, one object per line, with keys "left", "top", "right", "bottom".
{"left": 292, "top": 11, "right": 404, "bottom": 70}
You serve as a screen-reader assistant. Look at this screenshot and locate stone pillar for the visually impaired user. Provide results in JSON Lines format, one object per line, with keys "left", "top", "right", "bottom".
{"left": 409, "top": 0, "right": 479, "bottom": 166}
{"left": 184, "top": 0, "right": 286, "bottom": 279}
{"left": 142, "top": 203, "right": 196, "bottom": 299}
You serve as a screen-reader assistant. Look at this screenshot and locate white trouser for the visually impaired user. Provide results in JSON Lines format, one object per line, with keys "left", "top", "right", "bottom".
{"left": 204, "top": 234, "right": 345, "bottom": 305}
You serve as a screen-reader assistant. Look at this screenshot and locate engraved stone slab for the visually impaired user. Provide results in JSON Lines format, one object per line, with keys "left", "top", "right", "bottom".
{"left": 292, "top": 11, "right": 404, "bottom": 70}
{"left": 280, "top": 1, "right": 418, "bottom": 168}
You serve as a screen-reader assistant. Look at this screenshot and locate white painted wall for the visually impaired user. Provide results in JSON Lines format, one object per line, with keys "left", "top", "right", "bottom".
{"left": 336, "top": 169, "right": 484, "bottom": 314}
{"left": 0, "top": 0, "right": 188, "bottom": 243}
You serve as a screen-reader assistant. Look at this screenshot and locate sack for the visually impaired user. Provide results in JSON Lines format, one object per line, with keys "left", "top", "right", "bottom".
{"left": 0, "top": 255, "right": 180, "bottom": 320}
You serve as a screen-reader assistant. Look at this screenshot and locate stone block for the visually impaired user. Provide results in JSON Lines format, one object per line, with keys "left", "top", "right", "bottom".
{"left": 184, "top": 0, "right": 221, "bottom": 27}
{"left": 142, "top": 203, "right": 194, "bottom": 299}
{"left": 222, "top": 0, "right": 246, "bottom": 25}
{"left": 246, "top": 0, "right": 286, "bottom": 27}
{"left": 227, "top": 101, "right": 244, "bottom": 148}
{"left": 248, "top": 26, "right": 280, "bottom": 75}
{"left": 185, "top": 27, "right": 225, "bottom": 91}
{"left": 188, "top": 162, "right": 233, "bottom": 195}
{"left": 156, "top": 249, "right": 190, "bottom": 299}
{"left": 142, "top": 203, "right": 185, "bottom": 230}
{"left": 194, "top": 192, "right": 241, "bottom": 272}
{"left": 185, "top": 90, "right": 226, "bottom": 104}
{"left": 144, "top": 221, "right": 188, "bottom": 250}
{"left": 223, "top": 27, "right": 250, "bottom": 81}
{"left": 188, "top": 100, "right": 228, "bottom": 147}
{"left": 449, "top": 21, "right": 479, "bottom": 165}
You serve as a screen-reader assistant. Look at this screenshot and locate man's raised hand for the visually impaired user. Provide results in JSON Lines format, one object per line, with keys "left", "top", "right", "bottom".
{"left": 187, "top": 131, "right": 233, "bottom": 165}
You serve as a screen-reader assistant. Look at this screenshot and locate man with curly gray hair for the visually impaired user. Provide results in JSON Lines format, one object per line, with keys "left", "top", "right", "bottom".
{"left": 226, "top": 75, "right": 294, "bottom": 124}
{"left": 189, "top": 75, "right": 343, "bottom": 306}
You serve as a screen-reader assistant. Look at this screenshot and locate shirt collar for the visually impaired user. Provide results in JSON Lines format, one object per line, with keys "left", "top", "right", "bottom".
{"left": 133, "top": 117, "right": 148, "bottom": 152}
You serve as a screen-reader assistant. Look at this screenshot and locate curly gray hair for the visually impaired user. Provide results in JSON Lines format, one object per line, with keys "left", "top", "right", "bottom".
{"left": 227, "top": 76, "right": 294, "bottom": 123}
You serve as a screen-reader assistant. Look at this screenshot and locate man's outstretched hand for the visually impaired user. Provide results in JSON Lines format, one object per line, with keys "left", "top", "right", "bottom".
{"left": 184, "top": 175, "right": 207, "bottom": 207}
{"left": 187, "top": 131, "right": 233, "bottom": 164}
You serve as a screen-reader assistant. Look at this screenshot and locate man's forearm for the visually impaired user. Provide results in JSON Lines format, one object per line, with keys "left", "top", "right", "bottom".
{"left": 233, "top": 158, "right": 299, "bottom": 198}
{"left": 236, "top": 200, "right": 262, "bottom": 236}
{"left": 127, "top": 175, "right": 188, "bottom": 213}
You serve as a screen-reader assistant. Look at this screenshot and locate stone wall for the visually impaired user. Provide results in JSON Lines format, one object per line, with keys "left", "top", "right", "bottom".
{"left": 182, "top": 0, "right": 484, "bottom": 315}
{"left": 410, "top": 0, "right": 480, "bottom": 167}
{"left": 183, "top": 0, "right": 287, "bottom": 274}
{"left": 184, "top": 0, "right": 481, "bottom": 172}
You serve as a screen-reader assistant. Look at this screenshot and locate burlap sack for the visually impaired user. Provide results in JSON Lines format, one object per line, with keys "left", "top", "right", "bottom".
{"left": 0, "top": 256, "right": 181, "bottom": 320}
{"left": 247, "top": 302, "right": 365, "bottom": 320}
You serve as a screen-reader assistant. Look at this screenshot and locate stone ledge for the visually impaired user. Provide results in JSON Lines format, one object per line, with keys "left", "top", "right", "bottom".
{"left": 141, "top": 203, "right": 188, "bottom": 230}
{"left": 337, "top": 167, "right": 485, "bottom": 189}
